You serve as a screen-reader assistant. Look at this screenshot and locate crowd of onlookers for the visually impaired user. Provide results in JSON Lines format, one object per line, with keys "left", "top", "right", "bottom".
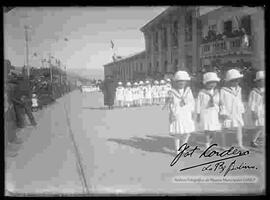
{"left": 4, "top": 60, "right": 76, "bottom": 157}
{"left": 201, "top": 27, "right": 250, "bottom": 44}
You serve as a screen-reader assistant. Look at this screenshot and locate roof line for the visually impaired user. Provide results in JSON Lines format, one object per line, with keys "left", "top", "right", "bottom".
{"left": 140, "top": 6, "right": 174, "bottom": 32}
{"left": 103, "top": 50, "right": 145, "bottom": 67}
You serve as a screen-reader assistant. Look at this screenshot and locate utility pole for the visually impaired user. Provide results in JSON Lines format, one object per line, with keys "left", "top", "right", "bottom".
{"left": 24, "top": 25, "right": 30, "bottom": 78}
{"left": 49, "top": 53, "right": 53, "bottom": 83}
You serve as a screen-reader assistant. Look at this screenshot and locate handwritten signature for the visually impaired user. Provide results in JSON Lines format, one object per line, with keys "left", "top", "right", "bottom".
{"left": 170, "top": 143, "right": 258, "bottom": 176}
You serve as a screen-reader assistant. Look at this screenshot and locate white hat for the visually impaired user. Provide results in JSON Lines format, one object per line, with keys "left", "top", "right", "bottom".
{"left": 145, "top": 80, "right": 150, "bottom": 84}
{"left": 133, "top": 82, "right": 138, "bottom": 86}
{"left": 139, "top": 81, "right": 144, "bottom": 85}
{"left": 225, "top": 69, "right": 243, "bottom": 81}
{"left": 254, "top": 71, "right": 264, "bottom": 81}
{"left": 160, "top": 80, "right": 165, "bottom": 84}
{"left": 203, "top": 72, "right": 220, "bottom": 84}
{"left": 32, "top": 94, "right": 36, "bottom": 97}
{"left": 166, "top": 78, "right": 171, "bottom": 82}
{"left": 118, "top": 82, "right": 122, "bottom": 85}
{"left": 126, "top": 82, "right": 131, "bottom": 86}
{"left": 174, "top": 70, "right": 191, "bottom": 81}
{"left": 154, "top": 80, "right": 159, "bottom": 84}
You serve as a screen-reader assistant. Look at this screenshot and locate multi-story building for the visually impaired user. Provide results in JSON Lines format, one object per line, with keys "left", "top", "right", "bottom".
{"left": 103, "top": 51, "right": 146, "bottom": 82}
{"left": 199, "top": 6, "right": 264, "bottom": 72}
{"left": 103, "top": 6, "right": 264, "bottom": 81}
{"left": 141, "top": 6, "right": 200, "bottom": 77}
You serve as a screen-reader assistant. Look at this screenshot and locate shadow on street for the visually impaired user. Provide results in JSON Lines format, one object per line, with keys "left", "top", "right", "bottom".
{"left": 108, "top": 135, "right": 178, "bottom": 156}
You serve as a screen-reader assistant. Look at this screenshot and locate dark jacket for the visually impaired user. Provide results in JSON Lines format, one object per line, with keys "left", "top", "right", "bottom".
{"left": 102, "top": 78, "right": 116, "bottom": 106}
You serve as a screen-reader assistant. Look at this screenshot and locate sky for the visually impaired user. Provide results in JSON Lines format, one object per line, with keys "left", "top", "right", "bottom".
{"left": 4, "top": 7, "right": 168, "bottom": 70}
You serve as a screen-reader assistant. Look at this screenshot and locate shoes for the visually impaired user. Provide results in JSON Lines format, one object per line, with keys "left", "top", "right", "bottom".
{"left": 250, "top": 141, "right": 259, "bottom": 148}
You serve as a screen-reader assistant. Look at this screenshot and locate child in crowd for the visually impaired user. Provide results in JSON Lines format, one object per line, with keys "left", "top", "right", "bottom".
{"left": 152, "top": 80, "right": 159, "bottom": 105}
{"left": 138, "top": 81, "right": 144, "bottom": 107}
{"left": 196, "top": 72, "right": 221, "bottom": 148}
{"left": 132, "top": 82, "right": 139, "bottom": 106}
{"left": 124, "top": 82, "right": 133, "bottom": 108}
{"left": 31, "top": 93, "right": 39, "bottom": 112}
{"left": 144, "top": 80, "right": 152, "bottom": 106}
{"left": 248, "top": 70, "right": 265, "bottom": 147}
{"left": 115, "top": 82, "right": 125, "bottom": 108}
{"left": 159, "top": 80, "right": 167, "bottom": 105}
{"left": 168, "top": 70, "right": 195, "bottom": 154}
{"left": 220, "top": 69, "right": 247, "bottom": 150}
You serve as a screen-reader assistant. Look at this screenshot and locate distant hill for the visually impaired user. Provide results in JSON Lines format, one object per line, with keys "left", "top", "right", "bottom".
{"left": 67, "top": 68, "right": 104, "bottom": 80}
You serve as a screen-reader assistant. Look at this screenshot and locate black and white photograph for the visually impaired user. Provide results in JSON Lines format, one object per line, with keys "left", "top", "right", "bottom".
{"left": 4, "top": 6, "right": 265, "bottom": 196}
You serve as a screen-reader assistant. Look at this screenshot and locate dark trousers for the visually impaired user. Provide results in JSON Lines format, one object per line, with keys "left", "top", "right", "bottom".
{"left": 24, "top": 103, "right": 37, "bottom": 125}
{"left": 5, "top": 109, "right": 17, "bottom": 144}
{"left": 14, "top": 103, "right": 36, "bottom": 127}
{"left": 13, "top": 104, "right": 25, "bottom": 128}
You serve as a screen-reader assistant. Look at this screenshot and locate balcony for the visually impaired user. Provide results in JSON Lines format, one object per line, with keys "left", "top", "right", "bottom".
{"left": 200, "top": 35, "right": 253, "bottom": 58}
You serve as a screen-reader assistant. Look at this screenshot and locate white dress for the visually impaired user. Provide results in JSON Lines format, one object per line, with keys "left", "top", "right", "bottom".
{"left": 145, "top": 86, "right": 152, "bottom": 99}
{"left": 138, "top": 86, "right": 144, "bottom": 100}
{"left": 32, "top": 98, "right": 38, "bottom": 107}
{"left": 124, "top": 88, "right": 133, "bottom": 102}
{"left": 159, "top": 86, "right": 167, "bottom": 98}
{"left": 168, "top": 87, "right": 195, "bottom": 135}
{"left": 220, "top": 86, "right": 245, "bottom": 128}
{"left": 116, "top": 86, "right": 124, "bottom": 101}
{"left": 248, "top": 87, "right": 264, "bottom": 126}
{"left": 196, "top": 89, "right": 221, "bottom": 131}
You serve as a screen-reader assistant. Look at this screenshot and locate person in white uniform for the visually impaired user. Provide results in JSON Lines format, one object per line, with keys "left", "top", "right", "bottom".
{"left": 220, "top": 69, "right": 247, "bottom": 150}
{"left": 31, "top": 93, "right": 39, "bottom": 112}
{"left": 152, "top": 80, "right": 159, "bottom": 105}
{"left": 138, "top": 81, "right": 144, "bottom": 107}
{"left": 159, "top": 80, "right": 167, "bottom": 105}
{"left": 132, "top": 82, "right": 139, "bottom": 106}
{"left": 167, "top": 70, "right": 195, "bottom": 154}
{"left": 196, "top": 72, "right": 221, "bottom": 148}
{"left": 124, "top": 82, "right": 133, "bottom": 108}
{"left": 115, "top": 82, "right": 125, "bottom": 108}
{"left": 144, "top": 80, "right": 152, "bottom": 106}
{"left": 248, "top": 70, "right": 265, "bottom": 147}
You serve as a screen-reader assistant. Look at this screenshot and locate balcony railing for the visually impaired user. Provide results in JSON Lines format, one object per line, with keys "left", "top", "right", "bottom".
{"left": 200, "top": 35, "right": 252, "bottom": 58}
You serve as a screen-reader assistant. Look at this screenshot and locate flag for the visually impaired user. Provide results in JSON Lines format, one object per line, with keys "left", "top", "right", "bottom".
{"left": 110, "top": 40, "right": 114, "bottom": 49}
{"left": 234, "top": 16, "right": 240, "bottom": 30}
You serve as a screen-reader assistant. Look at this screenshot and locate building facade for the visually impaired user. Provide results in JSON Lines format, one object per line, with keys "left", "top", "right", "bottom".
{"left": 141, "top": 6, "right": 200, "bottom": 77}
{"left": 103, "top": 51, "right": 146, "bottom": 82}
{"left": 103, "top": 6, "right": 264, "bottom": 81}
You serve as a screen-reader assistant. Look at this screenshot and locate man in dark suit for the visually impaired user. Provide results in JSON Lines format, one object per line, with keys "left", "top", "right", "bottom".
{"left": 102, "top": 75, "right": 116, "bottom": 109}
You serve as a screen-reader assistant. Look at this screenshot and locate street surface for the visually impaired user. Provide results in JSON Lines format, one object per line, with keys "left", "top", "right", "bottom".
{"left": 5, "top": 90, "right": 265, "bottom": 195}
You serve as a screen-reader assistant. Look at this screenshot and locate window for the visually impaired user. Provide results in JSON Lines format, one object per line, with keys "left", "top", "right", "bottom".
{"left": 185, "top": 11, "right": 193, "bottom": 42}
{"left": 173, "top": 20, "right": 178, "bottom": 47}
{"left": 164, "top": 61, "right": 168, "bottom": 73}
{"left": 163, "top": 27, "right": 167, "bottom": 49}
{"left": 148, "top": 63, "right": 152, "bottom": 74}
{"left": 154, "top": 31, "right": 159, "bottom": 52}
{"left": 174, "top": 59, "right": 178, "bottom": 72}
{"left": 241, "top": 15, "right": 251, "bottom": 35}
{"left": 140, "top": 63, "right": 143, "bottom": 71}
{"left": 224, "top": 20, "right": 232, "bottom": 34}
{"left": 156, "top": 61, "right": 159, "bottom": 72}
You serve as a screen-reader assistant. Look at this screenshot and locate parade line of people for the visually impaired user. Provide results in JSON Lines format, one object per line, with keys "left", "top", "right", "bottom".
{"left": 111, "top": 69, "right": 264, "bottom": 153}
{"left": 115, "top": 79, "right": 172, "bottom": 108}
